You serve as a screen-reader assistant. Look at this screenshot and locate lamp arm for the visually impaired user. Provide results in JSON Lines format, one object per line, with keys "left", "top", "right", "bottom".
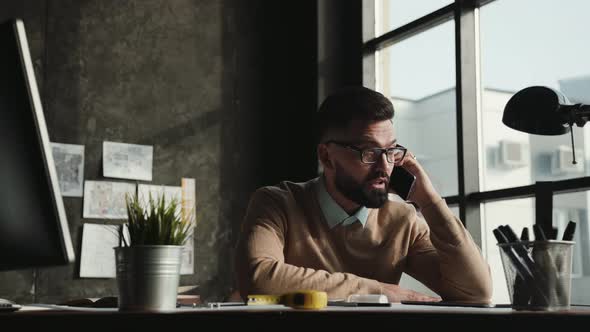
{"left": 570, "top": 104, "right": 590, "bottom": 127}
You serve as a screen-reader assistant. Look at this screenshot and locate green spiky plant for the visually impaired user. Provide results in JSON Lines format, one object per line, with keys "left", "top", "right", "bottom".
{"left": 121, "top": 191, "right": 194, "bottom": 247}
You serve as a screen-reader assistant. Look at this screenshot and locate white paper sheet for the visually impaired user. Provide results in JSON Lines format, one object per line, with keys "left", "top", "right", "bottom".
{"left": 102, "top": 141, "right": 153, "bottom": 181}
{"left": 51, "top": 143, "right": 85, "bottom": 197}
{"left": 181, "top": 178, "right": 196, "bottom": 275}
{"left": 79, "top": 223, "right": 129, "bottom": 278}
{"left": 83, "top": 181, "right": 136, "bottom": 219}
{"left": 137, "top": 182, "right": 194, "bottom": 274}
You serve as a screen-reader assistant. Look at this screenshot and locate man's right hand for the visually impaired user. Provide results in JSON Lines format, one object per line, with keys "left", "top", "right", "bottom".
{"left": 379, "top": 282, "right": 441, "bottom": 303}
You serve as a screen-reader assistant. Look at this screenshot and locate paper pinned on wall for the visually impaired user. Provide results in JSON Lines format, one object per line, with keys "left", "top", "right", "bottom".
{"left": 83, "top": 180, "right": 137, "bottom": 219}
{"left": 79, "top": 223, "right": 129, "bottom": 278}
{"left": 51, "top": 142, "right": 85, "bottom": 197}
{"left": 181, "top": 178, "right": 197, "bottom": 226}
{"left": 181, "top": 178, "right": 196, "bottom": 275}
{"left": 102, "top": 141, "right": 153, "bottom": 181}
{"left": 137, "top": 179, "right": 195, "bottom": 274}
{"left": 137, "top": 183, "right": 193, "bottom": 274}
{"left": 180, "top": 233, "right": 195, "bottom": 275}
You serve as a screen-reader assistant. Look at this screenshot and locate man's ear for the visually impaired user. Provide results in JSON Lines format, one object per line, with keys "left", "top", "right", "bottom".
{"left": 317, "top": 144, "right": 334, "bottom": 170}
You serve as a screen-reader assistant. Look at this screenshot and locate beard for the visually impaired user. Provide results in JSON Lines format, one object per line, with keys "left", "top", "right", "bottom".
{"left": 333, "top": 163, "right": 389, "bottom": 208}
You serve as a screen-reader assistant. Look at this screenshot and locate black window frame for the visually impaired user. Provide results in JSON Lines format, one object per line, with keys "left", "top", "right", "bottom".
{"left": 362, "top": 0, "right": 590, "bottom": 241}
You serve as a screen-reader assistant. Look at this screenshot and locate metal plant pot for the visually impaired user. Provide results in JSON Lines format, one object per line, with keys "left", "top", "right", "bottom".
{"left": 115, "top": 245, "right": 183, "bottom": 312}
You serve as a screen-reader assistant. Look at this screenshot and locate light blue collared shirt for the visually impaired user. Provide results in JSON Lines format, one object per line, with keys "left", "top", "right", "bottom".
{"left": 315, "top": 175, "right": 369, "bottom": 229}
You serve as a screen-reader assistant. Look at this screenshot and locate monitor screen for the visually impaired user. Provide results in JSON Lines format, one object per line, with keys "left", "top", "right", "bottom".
{"left": 0, "top": 18, "right": 75, "bottom": 271}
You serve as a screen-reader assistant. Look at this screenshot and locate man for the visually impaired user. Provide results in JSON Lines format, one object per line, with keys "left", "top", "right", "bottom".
{"left": 235, "top": 86, "right": 492, "bottom": 303}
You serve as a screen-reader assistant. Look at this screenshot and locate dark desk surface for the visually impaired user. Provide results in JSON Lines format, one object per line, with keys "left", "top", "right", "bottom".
{"left": 3, "top": 304, "right": 590, "bottom": 329}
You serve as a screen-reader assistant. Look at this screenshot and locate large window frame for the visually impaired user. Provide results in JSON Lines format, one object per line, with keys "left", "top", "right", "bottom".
{"left": 363, "top": 0, "right": 590, "bottom": 250}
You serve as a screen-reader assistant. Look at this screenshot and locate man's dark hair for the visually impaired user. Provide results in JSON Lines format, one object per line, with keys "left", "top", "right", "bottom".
{"left": 315, "top": 86, "right": 394, "bottom": 142}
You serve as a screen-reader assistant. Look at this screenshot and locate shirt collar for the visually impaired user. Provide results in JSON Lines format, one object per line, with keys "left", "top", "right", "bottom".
{"left": 316, "top": 175, "right": 369, "bottom": 229}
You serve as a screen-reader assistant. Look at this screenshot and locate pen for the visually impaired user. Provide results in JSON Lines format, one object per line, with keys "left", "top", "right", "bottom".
{"left": 503, "top": 226, "right": 551, "bottom": 277}
{"left": 533, "top": 223, "right": 557, "bottom": 240}
{"left": 520, "top": 227, "right": 529, "bottom": 241}
{"left": 500, "top": 225, "right": 543, "bottom": 280}
{"left": 533, "top": 224, "right": 547, "bottom": 241}
{"left": 562, "top": 221, "right": 576, "bottom": 241}
{"left": 549, "top": 227, "right": 558, "bottom": 240}
{"left": 493, "top": 228, "right": 534, "bottom": 280}
{"left": 512, "top": 273, "right": 529, "bottom": 306}
{"left": 527, "top": 225, "right": 566, "bottom": 306}
{"left": 503, "top": 225, "right": 556, "bottom": 304}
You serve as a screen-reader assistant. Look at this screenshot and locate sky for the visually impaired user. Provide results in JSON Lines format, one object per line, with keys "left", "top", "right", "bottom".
{"left": 377, "top": 0, "right": 590, "bottom": 100}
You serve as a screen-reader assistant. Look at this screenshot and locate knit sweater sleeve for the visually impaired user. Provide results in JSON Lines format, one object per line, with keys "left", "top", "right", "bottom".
{"left": 235, "top": 187, "right": 382, "bottom": 300}
{"left": 404, "top": 198, "right": 493, "bottom": 303}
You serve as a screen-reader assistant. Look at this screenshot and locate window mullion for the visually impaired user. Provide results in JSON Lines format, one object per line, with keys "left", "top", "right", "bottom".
{"left": 457, "top": 2, "right": 484, "bottom": 249}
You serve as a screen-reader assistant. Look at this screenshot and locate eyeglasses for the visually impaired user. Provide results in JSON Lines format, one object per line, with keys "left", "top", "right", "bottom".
{"left": 325, "top": 140, "right": 407, "bottom": 164}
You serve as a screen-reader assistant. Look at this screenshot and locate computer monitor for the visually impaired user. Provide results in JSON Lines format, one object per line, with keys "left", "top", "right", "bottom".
{"left": 0, "top": 18, "right": 75, "bottom": 271}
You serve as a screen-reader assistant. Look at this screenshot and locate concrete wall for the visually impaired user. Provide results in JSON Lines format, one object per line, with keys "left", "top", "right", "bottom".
{"left": 0, "top": 0, "right": 318, "bottom": 303}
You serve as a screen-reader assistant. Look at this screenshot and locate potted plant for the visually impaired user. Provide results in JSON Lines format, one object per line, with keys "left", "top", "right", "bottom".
{"left": 115, "top": 191, "right": 194, "bottom": 312}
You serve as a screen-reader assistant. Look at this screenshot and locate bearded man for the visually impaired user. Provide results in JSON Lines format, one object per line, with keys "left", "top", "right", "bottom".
{"left": 235, "top": 86, "right": 492, "bottom": 304}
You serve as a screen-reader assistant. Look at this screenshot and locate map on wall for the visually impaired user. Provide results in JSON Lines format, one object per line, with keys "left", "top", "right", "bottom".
{"left": 51, "top": 142, "right": 85, "bottom": 197}
{"left": 83, "top": 180, "right": 136, "bottom": 219}
{"left": 103, "top": 141, "right": 153, "bottom": 181}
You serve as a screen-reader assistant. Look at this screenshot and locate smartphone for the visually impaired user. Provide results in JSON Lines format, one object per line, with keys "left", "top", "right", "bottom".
{"left": 389, "top": 167, "right": 416, "bottom": 201}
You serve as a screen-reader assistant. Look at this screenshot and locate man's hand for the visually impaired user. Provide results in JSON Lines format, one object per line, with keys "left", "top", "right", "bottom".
{"left": 398, "top": 151, "right": 441, "bottom": 209}
{"left": 379, "top": 282, "right": 441, "bottom": 303}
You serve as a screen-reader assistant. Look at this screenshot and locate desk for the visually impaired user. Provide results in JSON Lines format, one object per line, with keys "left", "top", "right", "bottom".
{"left": 3, "top": 304, "right": 590, "bottom": 329}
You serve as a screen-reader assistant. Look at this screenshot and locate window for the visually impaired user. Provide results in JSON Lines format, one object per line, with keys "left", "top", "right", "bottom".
{"left": 363, "top": 0, "right": 590, "bottom": 305}
{"left": 480, "top": 0, "right": 590, "bottom": 191}
{"left": 376, "top": 21, "right": 457, "bottom": 197}
{"left": 554, "top": 191, "right": 590, "bottom": 304}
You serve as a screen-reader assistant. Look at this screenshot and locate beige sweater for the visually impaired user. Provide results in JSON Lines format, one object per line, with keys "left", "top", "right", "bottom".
{"left": 235, "top": 178, "right": 492, "bottom": 302}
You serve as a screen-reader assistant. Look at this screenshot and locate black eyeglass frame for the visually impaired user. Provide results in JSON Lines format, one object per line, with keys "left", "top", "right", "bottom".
{"left": 324, "top": 140, "right": 407, "bottom": 164}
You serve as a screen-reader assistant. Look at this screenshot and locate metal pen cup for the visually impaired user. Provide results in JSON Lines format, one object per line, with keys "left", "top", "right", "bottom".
{"left": 498, "top": 240, "right": 574, "bottom": 311}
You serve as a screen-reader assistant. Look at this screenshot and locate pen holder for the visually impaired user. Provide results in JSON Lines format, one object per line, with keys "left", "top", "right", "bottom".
{"left": 498, "top": 240, "right": 574, "bottom": 311}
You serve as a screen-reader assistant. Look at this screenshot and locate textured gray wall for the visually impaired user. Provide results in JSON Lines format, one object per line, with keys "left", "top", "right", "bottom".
{"left": 0, "top": 0, "right": 317, "bottom": 304}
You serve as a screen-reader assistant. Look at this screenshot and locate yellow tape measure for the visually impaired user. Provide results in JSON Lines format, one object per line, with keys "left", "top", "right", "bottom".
{"left": 247, "top": 290, "right": 328, "bottom": 310}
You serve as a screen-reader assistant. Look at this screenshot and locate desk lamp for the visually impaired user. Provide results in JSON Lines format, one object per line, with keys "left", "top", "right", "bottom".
{"left": 502, "top": 86, "right": 590, "bottom": 239}
{"left": 503, "top": 86, "right": 590, "bottom": 162}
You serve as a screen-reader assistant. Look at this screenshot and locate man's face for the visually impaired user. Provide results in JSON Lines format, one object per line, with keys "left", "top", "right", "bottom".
{"left": 326, "top": 119, "right": 396, "bottom": 208}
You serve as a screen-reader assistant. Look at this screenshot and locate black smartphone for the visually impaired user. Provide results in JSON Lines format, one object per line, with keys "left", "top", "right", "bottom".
{"left": 389, "top": 167, "right": 416, "bottom": 201}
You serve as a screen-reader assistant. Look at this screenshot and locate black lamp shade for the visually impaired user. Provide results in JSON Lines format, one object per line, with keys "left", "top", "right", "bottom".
{"left": 502, "top": 86, "right": 571, "bottom": 135}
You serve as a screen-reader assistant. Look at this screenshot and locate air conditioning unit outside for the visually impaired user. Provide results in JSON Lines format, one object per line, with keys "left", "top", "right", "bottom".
{"left": 497, "top": 140, "right": 528, "bottom": 168}
{"left": 551, "top": 145, "right": 584, "bottom": 175}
